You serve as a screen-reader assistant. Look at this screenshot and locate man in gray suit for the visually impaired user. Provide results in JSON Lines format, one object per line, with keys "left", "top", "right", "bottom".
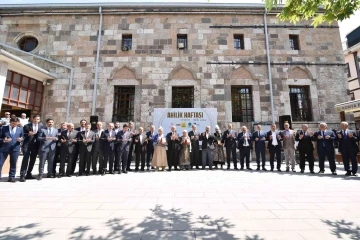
{"left": 36, "top": 118, "right": 59, "bottom": 180}
{"left": 59, "top": 123, "right": 78, "bottom": 177}
{"left": 116, "top": 124, "right": 131, "bottom": 174}
{"left": 78, "top": 123, "right": 95, "bottom": 176}
{"left": 282, "top": 122, "right": 296, "bottom": 172}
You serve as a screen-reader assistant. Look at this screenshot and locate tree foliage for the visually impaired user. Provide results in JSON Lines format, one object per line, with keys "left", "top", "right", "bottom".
{"left": 264, "top": 0, "right": 360, "bottom": 26}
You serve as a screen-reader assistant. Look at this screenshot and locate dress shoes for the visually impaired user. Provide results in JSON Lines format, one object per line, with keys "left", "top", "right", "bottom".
{"left": 246, "top": 167, "right": 252, "bottom": 170}
{"left": 135, "top": 168, "right": 139, "bottom": 172}
{"left": 277, "top": 169, "right": 282, "bottom": 172}
{"left": 234, "top": 167, "right": 239, "bottom": 170}
{"left": 140, "top": 169, "right": 145, "bottom": 172}
{"left": 286, "top": 168, "right": 290, "bottom": 172}
{"left": 318, "top": 170, "right": 325, "bottom": 174}
{"left": 292, "top": 169, "right": 296, "bottom": 173}
{"left": 310, "top": 171, "right": 315, "bottom": 174}
{"left": 109, "top": 171, "right": 115, "bottom": 174}
{"left": 122, "top": 170, "right": 128, "bottom": 174}
{"left": 196, "top": 166, "right": 200, "bottom": 170}
{"left": 352, "top": 173, "right": 358, "bottom": 176}
{"left": 332, "top": 172, "right": 337, "bottom": 175}
{"left": 77, "top": 174, "right": 83, "bottom": 177}
{"left": 127, "top": 168, "right": 133, "bottom": 172}
{"left": 20, "top": 176, "right": 26, "bottom": 182}
{"left": 240, "top": 167, "right": 244, "bottom": 170}
{"left": 227, "top": 165, "right": 230, "bottom": 170}
{"left": 46, "top": 174, "right": 53, "bottom": 178}
{"left": 7, "top": 178, "right": 16, "bottom": 183}
{"left": 262, "top": 168, "right": 268, "bottom": 171}
{"left": 66, "top": 174, "right": 72, "bottom": 177}
{"left": 37, "top": 175, "right": 43, "bottom": 180}
{"left": 256, "top": 167, "right": 260, "bottom": 171}
{"left": 270, "top": 168, "right": 274, "bottom": 172}
{"left": 25, "top": 174, "right": 35, "bottom": 180}
{"left": 147, "top": 167, "right": 150, "bottom": 171}
{"left": 345, "top": 172, "right": 352, "bottom": 176}
{"left": 58, "top": 174, "right": 63, "bottom": 178}
{"left": 301, "top": 170, "right": 304, "bottom": 173}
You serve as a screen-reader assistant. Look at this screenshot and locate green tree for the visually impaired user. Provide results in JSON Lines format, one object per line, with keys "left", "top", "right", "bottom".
{"left": 264, "top": 0, "right": 360, "bottom": 26}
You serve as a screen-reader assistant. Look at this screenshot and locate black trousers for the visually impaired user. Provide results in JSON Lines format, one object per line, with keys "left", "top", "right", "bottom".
{"left": 52, "top": 145, "right": 61, "bottom": 174}
{"left": 92, "top": 148, "right": 103, "bottom": 173}
{"left": 299, "top": 148, "right": 314, "bottom": 171}
{"left": 269, "top": 146, "right": 282, "bottom": 170}
{"left": 114, "top": 145, "right": 120, "bottom": 171}
{"left": 226, "top": 146, "right": 237, "bottom": 168}
{"left": 127, "top": 144, "right": 134, "bottom": 169}
{"left": 341, "top": 150, "right": 358, "bottom": 174}
{"left": 190, "top": 147, "right": 200, "bottom": 167}
{"left": 71, "top": 146, "right": 79, "bottom": 174}
{"left": 20, "top": 142, "right": 40, "bottom": 177}
{"left": 79, "top": 149, "right": 92, "bottom": 175}
{"left": 146, "top": 147, "right": 154, "bottom": 168}
{"left": 167, "top": 149, "right": 179, "bottom": 169}
{"left": 59, "top": 148, "right": 74, "bottom": 176}
{"left": 103, "top": 149, "right": 115, "bottom": 172}
{"left": 318, "top": 148, "right": 336, "bottom": 172}
{"left": 135, "top": 151, "right": 146, "bottom": 170}
{"left": 240, "top": 147, "right": 251, "bottom": 168}
{"left": 255, "top": 148, "right": 266, "bottom": 167}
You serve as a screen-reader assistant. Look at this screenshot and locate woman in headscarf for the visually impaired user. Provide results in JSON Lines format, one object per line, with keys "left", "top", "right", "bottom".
{"left": 213, "top": 125, "right": 226, "bottom": 169}
{"left": 152, "top": 127, "right": 168, "bottom": 171}
{"left": 179, "top": 129, "right": 191, "bottom": 170}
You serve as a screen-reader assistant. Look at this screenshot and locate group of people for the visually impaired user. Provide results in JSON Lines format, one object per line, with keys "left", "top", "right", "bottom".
{"left": 0, "top": 111, "right": 358, "bottom": 183}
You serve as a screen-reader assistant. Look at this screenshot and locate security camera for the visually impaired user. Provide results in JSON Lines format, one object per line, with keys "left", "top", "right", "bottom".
{"left": 43, "top": 80, "right": 51, "bottom": 86}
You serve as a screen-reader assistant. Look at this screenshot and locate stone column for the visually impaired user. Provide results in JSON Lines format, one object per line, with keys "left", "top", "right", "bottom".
{"left": 0, "top": 61, "right": 9, "bottom": 112}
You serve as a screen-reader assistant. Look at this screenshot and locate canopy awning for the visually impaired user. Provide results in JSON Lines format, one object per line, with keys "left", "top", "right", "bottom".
{"left": 335, "top": 99, "right": 360, "bottom": 113}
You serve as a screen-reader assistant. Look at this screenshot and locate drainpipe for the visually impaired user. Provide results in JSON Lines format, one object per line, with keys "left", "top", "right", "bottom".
{"left": 92, "top": 6, "right": 102, "bottom": 115}
{"left": 0, "top": 42, "right": 74, "bottom": 122}
{"left": 264, "top": 9, "right": 275, "bottom": 123}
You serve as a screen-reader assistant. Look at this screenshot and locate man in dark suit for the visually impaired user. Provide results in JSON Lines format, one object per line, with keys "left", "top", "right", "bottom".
{"left": 295, "top": 124, "right": 315, "bottom": 174}
{"left": 134, "top": 127, "right": 147, "bottom": 171}
{"left": 78, "top": 123, "right": 95, "bottom": 176}
{"left": 71, "top": 119, "right": 87, "bottom": 174}
{"left": 166, "top": 126, "right": 180, "bottom": 171}
{"left": 266, "top": 123, "right": 283, "bottom": 171}
{"left": 199, "top": 126, "right": 215, "bottom": 170}
{"left": 20, "top": 114, "right": 43, "bottom": 180}
{"left": 113, "top": 122, "right": 121, "bottom": 172}
{"left": 0, "top": 117, "right": 24, "bottom": 182}
{"left": 126, "top": 121, "right": 135, "bottom": 171}
{"left": 146, "top": 125, "right": 156, "bottom": 170}
{"left": 116, "top": 124, "right": 131, "bottom": 174}
{"left": 59, "top": 123, "right": 78, "bottom": 177}
{"left": 92, "top": 121, "right": 105, "bottom": 175}
{"left": 222, "top": 124, "right": 238, "bottom": 170}
{"left": 52, "top": 122, "right": 67, "bottom": 176}
{"left": 36, "top": 118, "right": 59, "bottom": 180}
{"left": 237, "top": 126, "right": 253, "bottom": 170}
{"left": 337, "top": 121, "right": 358, "bottom": 176}
{"left": 188, "top": 124, "right": 200, "bottom": 169}
{"left": 314, "top": 123, "right": 337, "bottom": 175}
{"left": 102, "top": 122, "right": 116, "bottom": 175}
{"left": 252, "top": 125, "right": 267, "bottom": 171}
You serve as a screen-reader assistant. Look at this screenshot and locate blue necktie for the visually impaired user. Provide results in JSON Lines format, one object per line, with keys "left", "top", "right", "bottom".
{"left": 11, "top": 127, "right": 15, "bottom": 138}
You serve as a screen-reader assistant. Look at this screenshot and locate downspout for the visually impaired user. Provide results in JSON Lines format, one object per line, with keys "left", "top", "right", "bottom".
{"left": 264, "top": 9, "right": 275, "bottom": 123}
{"left": 0, "top": 42, "right": 74, "bottom": 122}
{"left": 92, "top": 6, "right": 102, "bottom": 115}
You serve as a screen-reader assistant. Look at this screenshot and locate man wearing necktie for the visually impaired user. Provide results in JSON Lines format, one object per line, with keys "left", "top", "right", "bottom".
{"left": 72, "top": 119, "right": 87, "bottom": 175}
{"left": 102, "top": 122, "right": 116, "bottom": 175}
{"left": 199, "top": 126, "right": 215, "bottom": 170}
{"left": 188, "top": 124, "right": 201, "bottom": 169}
{"left": 282, "top": 123, "right": 296, "bottom": 172}
{"left": 134, "top": 127, "right": 147, "bottom": 171}
{"left": 0, "top": 117, "right": 24, "bottom": 182}
{"left": 237, "top": 126, "right": 253, "bottom": 170}
{"left": 266, "top": 123, "right": 283, "bottom": 171}
{"left": 20, "top": 115, "right": 43, "bottom": 180}
{"left": 78, "top": 123, "right": 95, "bottom": 176}
{"left": 222, "top": 124, "right": 238, "bottom": 170}
{"left": 314, "top": 123, "right": 336, "bottom": 175}
{"left": 92, "top": 122, "right": 104, "bottom": 175}
{"left": 295, "top": 124, "right": 315, "bottom": 174}
{"left": 113, "top": 122, "right": 121, "bottom": 172}
{"left": 146, "top": 125, "right": 156, "bottom": 170}
{"left": 116, "top": 124, "right": 131, "bottom": 174}
{"left": 36, "top": 118, "right": 59, "bottom": 181}
{"left": 253, "top": 125, "right": 267, "bottom": 171}
{"left": 59, "top": 123, "right": 78, "bottom": 177}
{"left": 126, "top": 121, "right": 136, "bottom": 171}
{"left": 166, "top": 126, "right": 180, "bottom": 171}
{"left": 337, "top": 121, "right": 358, "bottom": 176}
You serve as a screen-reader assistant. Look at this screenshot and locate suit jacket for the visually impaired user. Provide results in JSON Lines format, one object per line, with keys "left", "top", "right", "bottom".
{"left": 37, "top": 127, "right": 59, "bottom": 152}
{"left": 116, "top": 130, "right": 131, "bottom": 151}
{"left": 199, "top": 132, "right": 215, "bottom": 150}
{"left": 252, "top": 130, "right": 266, "bottom": 151}
{"left": 222, "top": 129, "right": 237, "bottom": 148}
{"left": 23, "top": 122, "right": 44, "bottom": 146}
{"left": 103, "top": 129, "right": 116, "bottom": 151}
{"left": 93, "top": 129, "right": 105, "bottom": 152}
{"left": 266, "top": 130, "right": 283, "bottom": 149}
{"left": 78, "top": 130, "right": 95, "bottom": 152}
{"left": 281, "top": 129, "right": 295, "bottom": 150}
{"left": 134, "top": 133, "right": 147, "bottom": 153}
{"left": 313, "top": 130, "right": 335, "bottom": 152}
{"left": 237, "top": 132, "right": 253, "bottom": 150}
{"left": 0, "top": 126, "right": 24, "bottom": 152}
{"left": 166, "top": 132, "right": 180, "bottom": 151}
{"left": 188, "top": 130, "right": 200, "bottom": 149}
{"left": 337, "top": 129, "right": 359, "bottom": 154}
{"left": 146, "top": 131, "right": 156, "bottom": 151}
{"left": 60, "top": 130, "right": 79, "bottom": 153}
{"left": 295, "top": 130, "right": 314, "bottom": 151}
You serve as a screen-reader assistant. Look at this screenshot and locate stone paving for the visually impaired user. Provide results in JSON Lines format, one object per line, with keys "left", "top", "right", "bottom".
{"left": 0, "top": 158, "right": 360, "bottom": 240}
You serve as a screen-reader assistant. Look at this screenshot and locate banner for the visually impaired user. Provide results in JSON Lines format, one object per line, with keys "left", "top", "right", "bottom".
{"left": 153, "top": 108, "right": 218, "bottom": 133}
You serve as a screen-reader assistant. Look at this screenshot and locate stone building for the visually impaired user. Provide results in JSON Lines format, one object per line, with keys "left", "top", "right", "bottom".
{"left": 0, "top": 3, "right": 351, "bottom": 130}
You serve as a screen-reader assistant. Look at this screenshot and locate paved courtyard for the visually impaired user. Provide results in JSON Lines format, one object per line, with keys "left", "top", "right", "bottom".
{"left": 0, "top": 159, "right": 360, "bottom": 240}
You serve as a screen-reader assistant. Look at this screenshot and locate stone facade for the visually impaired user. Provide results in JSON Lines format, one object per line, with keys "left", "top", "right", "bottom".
{"left": 0, "top": 4, "right": 351, "bottom": 130}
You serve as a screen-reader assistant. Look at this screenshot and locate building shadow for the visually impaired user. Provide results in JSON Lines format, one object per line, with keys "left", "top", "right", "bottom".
{"left": 245, "top": 235, "right": 265, "bottom": 240}
{"left": 0, "top": 223, "right": 51, "bottom": 240}
{"left": 322, "top": 219, "right": 360, "bottom": 240}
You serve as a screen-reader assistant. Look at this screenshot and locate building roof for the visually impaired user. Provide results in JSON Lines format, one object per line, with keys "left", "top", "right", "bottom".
{"left": 0, "top": 49, "right": 57, "bottom": 81}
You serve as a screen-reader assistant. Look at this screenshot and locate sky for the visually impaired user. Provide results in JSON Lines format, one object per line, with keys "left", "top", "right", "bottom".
{"left": 1, "top": 0, "right": 359, "bottom": 45}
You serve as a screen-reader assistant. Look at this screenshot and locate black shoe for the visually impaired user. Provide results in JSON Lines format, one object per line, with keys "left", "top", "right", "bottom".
{"left": 85, "top": 173, "right": 90, "bottom": 176}
{"left": 352, "top": 173, "right": 358, "bottom": 176}
{"left": 147, "top": 167, "right": 150, "bottom": 171}
{"left": 58, "top": 174, "right": 64, "bottom": 178}
{"left": 46, "top": 174, "right": 53, "bottom": 178}
{"left": 25, "top": 174, "right": 35, "bottom": 180}
{"left": 66, "top": 174, "right": 72, "bottom": 177}
{"left": 246, "top": 167, "right": 252, "bottom": 170}
{"left": 301, "top": 170, "right": 304, "bottom": 173}
{"left": 292, "top": 169, "right": 296, "bottom": 173}
{"left": 20, "top": 176, "right": 26, "bottom": 182}
{"left": 196, "top": 166, "right": 200, "bottom": 170}
{"left": 270, "top": 168, "right": 274, "bottom": 172}
{"left": 37, "top": 175, "right": 43, "bottom": 180}
{"left": 77, "top": 174, "right": 83, "bottom": 177}
{"left": 140, "top": 168, "right": 145, "bottom": 172}
{"left": 345, "top": 172, "right": 351, "bottom": 176}
{"left": 101, "top": 171, "right": 105, "bottom": 176}
{"left": 227, "top": 165, "right": 230, "bottom": 170}
{"left": 318, "top": 170, "right": 325, "bottom": 174}
{"left": 240, "top": 167, "right": 244, "bottom": 170}
{"left": 93, "top": 170, "right": 97, "bottom": 175}
{"left": 286, "top": 168, "right": 290, "bottom": 172}
{"left": 220, "top": 165, "right": 223, "bottom": 169}
{"left": 7, "top": 178, "right": 16, "bottom": 183}
{"left": 234, "top": 167, "right": 239, "bottom": 170}
{"left": 109, "top": 171, "right": 115, "bottom": 174}
{"left": 262, "top": 168, "right": 267, "bottom": 171}
{"left": 310, "top": 171, "right": 315, "bottom": 174}
{"left": 127, "top": 168, "right": 133, "bottom": 172}
{"left": 118, "top": 170, "right": 122, "bottom": 174}
{"left": 256, "top": 167, "right": 260, "bottom": 171}
{"left": 209, "top": 168, "right": 213, "bottom": 170}
{"left": 122, "top": 170, "right": 127, "bottom": 174}
{"left": 277, "top": 169, "right": 282, "bottom": 172}
{"left": 168, "top": 168, "right": 172, "bottom": 172}
{"left": 332, "top": 172, "right": 337, "bottom": 175}
{"left": 215, "top": 165, "right": 218, "bottom": 169}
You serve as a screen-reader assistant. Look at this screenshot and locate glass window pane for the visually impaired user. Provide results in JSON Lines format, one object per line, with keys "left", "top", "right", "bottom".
{"left": 20, "top": 88, "right": 27, "bottom": 102}
{"left": 37, "top": 82, "right": 43, "bottom": 93}
{"left": 28, "top": 91, "right": 35, "bottom": 105}
{"left": 30, "top": 80, "right": 37, "bottom": 91}
{"left": 22, "top": 77, "right": 29, "bottom": 88}
{"left": 11, "top": 85, "right": 19, "bottom": 100}
{"left": 13, "top": 74, "right": 21, "bottom": 85}
{"left": 6, "top": 71, "right": 12, "bottom": 82}
{"left": 35, "top": 93, "right": 42, "bottom": 106}
{"left": 4, "top": 83, "right": 10, "bottom": 98}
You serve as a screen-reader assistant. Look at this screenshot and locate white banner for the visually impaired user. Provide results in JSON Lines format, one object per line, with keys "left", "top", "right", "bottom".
{"left": 153, "top": 108, "right": 218, "bottom": 133}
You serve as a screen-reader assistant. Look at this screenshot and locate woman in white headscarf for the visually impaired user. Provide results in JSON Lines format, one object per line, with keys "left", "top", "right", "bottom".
{"left": 213, "top": 125, "right": 225, "bottom": 169}
{"left": 179, "top": 129, "right": 191, "bottom": 170}
{"left": 152, "top": 127, "right": 168, "bottom": 171}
